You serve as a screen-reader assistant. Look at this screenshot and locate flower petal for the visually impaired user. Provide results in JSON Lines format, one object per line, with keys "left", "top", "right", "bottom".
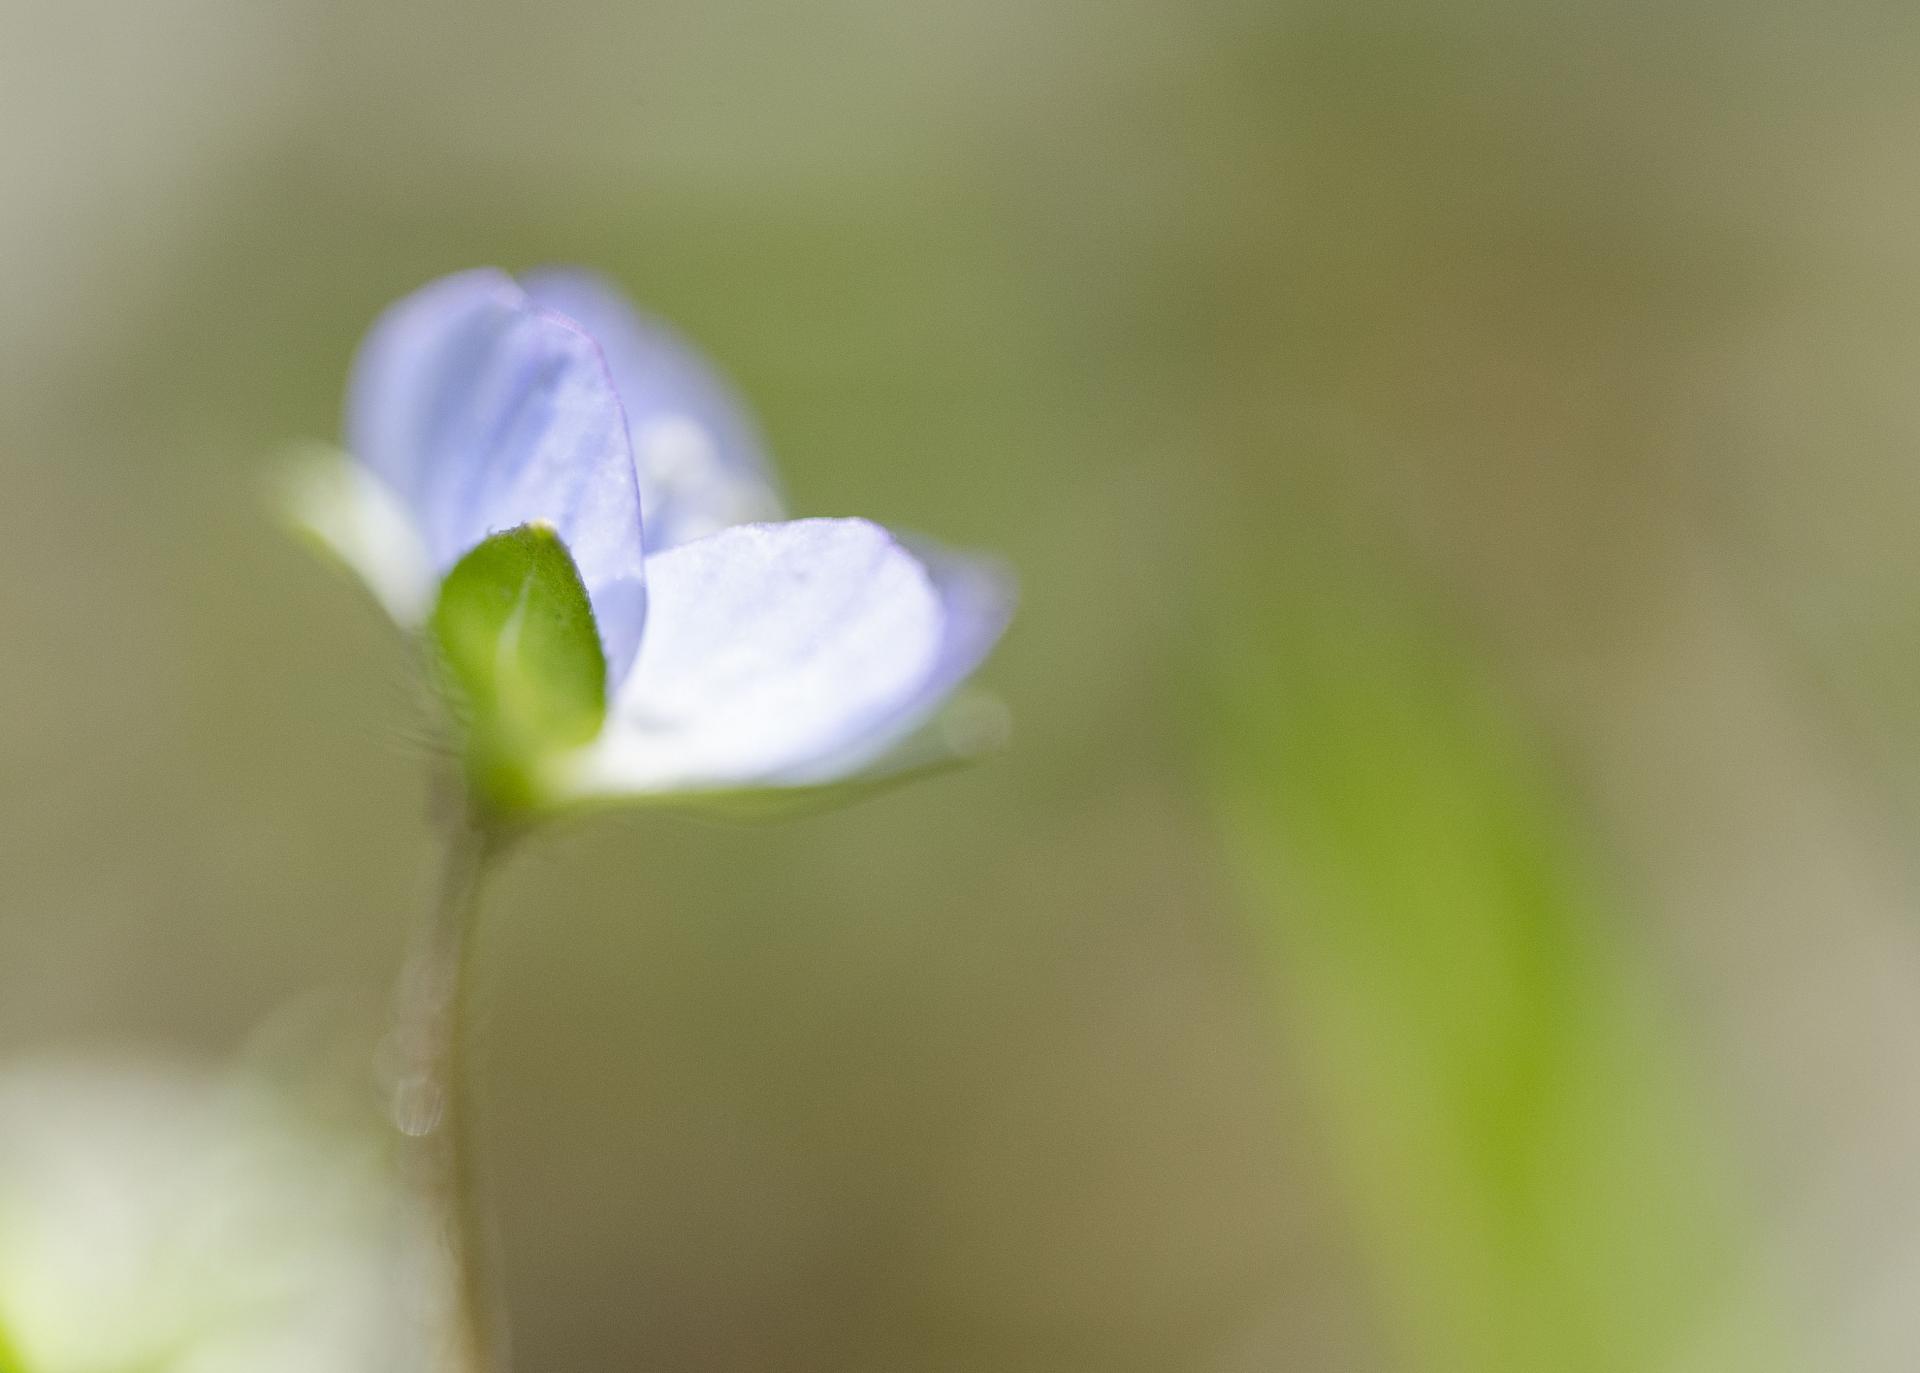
{"left": 565, "top": 518, "right": 1009, "bottom": 797}
{"left": 771, "top": 535, "right": 1016, "bottom": 785}
{"left": 345, "top": 268, "right": 648, "bottom": 679}
{"left": 277, "top": 442, "right": 436, "bottom": 625}
{"left": 519, "top": 268, "right": 785, "bottom": 550}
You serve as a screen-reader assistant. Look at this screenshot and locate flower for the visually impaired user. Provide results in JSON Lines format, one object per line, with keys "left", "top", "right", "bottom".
{"left": 287, "top": 268, "right": 1013, "bottom": 811}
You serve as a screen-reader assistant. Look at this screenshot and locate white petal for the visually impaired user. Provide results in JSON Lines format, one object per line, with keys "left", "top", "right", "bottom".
{"left": 772, "top": 536, "right": 1016, "bottom": 784}
{"left": 567, "top": 519, "right": 953, "bottom": 794}
{"left": 278, "top": 444, "right": 435, "bottom": 624}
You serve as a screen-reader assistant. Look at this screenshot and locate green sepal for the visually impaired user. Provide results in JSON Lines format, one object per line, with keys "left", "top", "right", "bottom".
{"left": 430, "top": 523, "right": 608, "bottom": 813}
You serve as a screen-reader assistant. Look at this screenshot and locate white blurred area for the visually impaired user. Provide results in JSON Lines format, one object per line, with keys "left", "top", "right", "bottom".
{"left": 0, "top": 1053, "right": 426, "bottom": 1373}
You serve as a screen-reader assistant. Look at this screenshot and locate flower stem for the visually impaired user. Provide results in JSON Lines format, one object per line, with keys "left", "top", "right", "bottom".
{"left": 393, "top": 808, "right": 511, "bottom": 1373}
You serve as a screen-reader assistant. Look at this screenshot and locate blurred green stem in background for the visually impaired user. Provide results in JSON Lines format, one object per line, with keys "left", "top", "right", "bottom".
{"left": 1208, "top": 538, "right": 1790, "bottom": 1372}
{"left": 0, "top": 1317, "right": 24, "bottom": 1373}
{"left": 392, "top": 809, "right": 512, "bottom": 1373}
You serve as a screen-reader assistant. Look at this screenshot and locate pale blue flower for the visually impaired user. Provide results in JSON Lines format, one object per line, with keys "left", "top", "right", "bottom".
{"left": 291, "top": 268, "right": 1013, "bottom": 807}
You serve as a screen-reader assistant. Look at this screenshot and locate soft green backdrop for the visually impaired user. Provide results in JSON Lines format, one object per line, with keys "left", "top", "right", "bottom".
{"left": 7, "top": 1, "right": 1920, "bottom": 1368}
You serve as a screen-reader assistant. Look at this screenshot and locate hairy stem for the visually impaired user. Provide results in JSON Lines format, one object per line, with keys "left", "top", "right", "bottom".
{"left": 393, "top": 810, "right": 509, "bottom": 1373}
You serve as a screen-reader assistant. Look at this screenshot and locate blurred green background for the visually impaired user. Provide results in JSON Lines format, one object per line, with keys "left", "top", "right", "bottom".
{"left": 8, "top": 0, "right": 1920, "bottom": 1368}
